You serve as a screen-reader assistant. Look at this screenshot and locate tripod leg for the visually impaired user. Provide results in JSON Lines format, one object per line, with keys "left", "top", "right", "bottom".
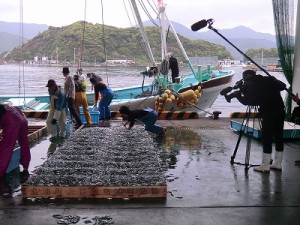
{"left": 231, "top": 129, "right": 244, "bottom": 164}
{"left": 231, "top": 106, "right": 251, "bottom": 164}
{"left": 244, "top": 132, "right": 252, "bottom": 171}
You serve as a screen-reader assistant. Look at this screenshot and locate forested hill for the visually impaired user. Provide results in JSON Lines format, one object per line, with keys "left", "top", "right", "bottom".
{"left": 3, "top": 21, "right": 232, "bottom": 64}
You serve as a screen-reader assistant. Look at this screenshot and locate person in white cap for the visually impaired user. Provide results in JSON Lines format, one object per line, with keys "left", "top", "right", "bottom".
{"left": 62, "top": 66, "right": 82, "bottom": 128}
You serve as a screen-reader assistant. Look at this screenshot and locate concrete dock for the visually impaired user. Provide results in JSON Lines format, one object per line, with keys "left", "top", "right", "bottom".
{"left": 1, "top": 117, "right": 300, "bottom": 225}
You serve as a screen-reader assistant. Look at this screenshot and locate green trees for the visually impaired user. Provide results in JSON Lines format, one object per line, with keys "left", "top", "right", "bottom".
{"left": 4, "top": 21, "right": 232, "bottom": 64}
{"left": 245, "top": 48, "right": 278, "bottom": 59}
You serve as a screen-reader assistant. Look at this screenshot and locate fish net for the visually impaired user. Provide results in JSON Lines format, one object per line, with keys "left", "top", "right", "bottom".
{"left": 272, "top": 0, "right": 295, "bottom": 119}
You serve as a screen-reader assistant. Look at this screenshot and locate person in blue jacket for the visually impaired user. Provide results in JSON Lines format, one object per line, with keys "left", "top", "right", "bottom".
{"left": 45, "top": 79, "right": 67, "bottom": 141}
{"left": 91, "top": 81, "right": 114, "bottom": 120}
{"left": 119, "top": 106, "right": 165, "bottom": 136}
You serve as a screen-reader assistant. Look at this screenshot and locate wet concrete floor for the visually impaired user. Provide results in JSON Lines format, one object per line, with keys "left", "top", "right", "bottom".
{"left": 1, "top": 118, "right": 300, "bottom": 225}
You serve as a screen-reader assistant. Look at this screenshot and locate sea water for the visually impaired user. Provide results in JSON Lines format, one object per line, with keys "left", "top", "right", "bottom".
{"left": 0, "top": 64, "right": 288, "bottom": 117}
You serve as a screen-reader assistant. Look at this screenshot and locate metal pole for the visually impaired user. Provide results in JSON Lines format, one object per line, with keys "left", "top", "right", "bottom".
{"left": 130, "top": 0, "right": 156, "bottom": 66}
{"left": 56, "top": 47, "right": 58, "bottom": 63}
{"left": 74, "top": 48, "right": 76, "bottom": 64}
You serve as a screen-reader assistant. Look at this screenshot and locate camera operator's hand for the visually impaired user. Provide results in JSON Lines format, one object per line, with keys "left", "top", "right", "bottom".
{"left": 292, "top": 93, "right": 299, "bottom": 103}
{"left": 220, "top": 87, "right": 233, "bottom": 96}
{"left": 233, "top": 80, "right": 244, "bottom": 89}
{"left": 233, "top": 90, "right": 242, "bottom": 97}
{"left": 225, "top": 91, "right": 241, "bottom": 103}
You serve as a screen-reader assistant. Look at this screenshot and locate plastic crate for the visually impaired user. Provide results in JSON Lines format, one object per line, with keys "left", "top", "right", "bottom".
{"left": 6, "top": 147, "right": 20, "bottom": 173}
{"left": 79, "top": 107, "right": 99, "bottom": 124}
{"left": 79, "top": 106, "right": 94, "bottom": 113}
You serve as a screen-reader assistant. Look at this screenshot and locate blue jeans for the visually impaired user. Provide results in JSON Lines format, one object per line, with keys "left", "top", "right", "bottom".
{"left": 138, "top": 111, "right": 163, "bottom": 135}
{"left": 98, "top": 88, "right": 114, "bottom": 120}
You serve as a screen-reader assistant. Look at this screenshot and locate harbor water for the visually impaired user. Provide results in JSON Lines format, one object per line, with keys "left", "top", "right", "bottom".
{"left": 0, "top": 64, "right": 288, "bottom": 117}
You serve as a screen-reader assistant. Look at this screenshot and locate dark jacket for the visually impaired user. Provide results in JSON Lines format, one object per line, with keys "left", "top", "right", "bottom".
{"left": 126, "top": 109, "right": 149, "bottom": 128}
{"left": 236, "top": 75, "right": 286, "bottom": 113}
{"left": 169, "top": 56, "right": 179, "bottom": 77}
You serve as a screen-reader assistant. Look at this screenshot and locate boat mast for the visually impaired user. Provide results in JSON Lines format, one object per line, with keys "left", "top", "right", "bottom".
{"left": 158, "top": 0, "right": 167, "bottom": 60}
{"left": 130, "top": 0, "right": 156, "bottom": 66}
{"left": 159, "top": 1, "right": 197, "bottom": 77}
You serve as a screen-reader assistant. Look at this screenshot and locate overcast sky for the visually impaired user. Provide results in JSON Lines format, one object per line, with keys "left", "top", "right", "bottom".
{"left": 0, "top": 0, "right": 298, "bottom": 34}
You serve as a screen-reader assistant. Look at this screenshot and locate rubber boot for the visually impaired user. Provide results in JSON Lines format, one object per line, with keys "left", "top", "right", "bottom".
{"left": 253, "top": 153, "right": 271, "bottom": 173}
{"left": 0, "top": 176, "right": 10, "bottom": 195}
{"left": 270, "top": 151, "right": 283, "bottom": 171}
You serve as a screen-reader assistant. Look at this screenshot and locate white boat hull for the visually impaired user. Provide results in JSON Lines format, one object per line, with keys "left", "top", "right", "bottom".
{"left": 109, "top": 73, "right": 234, "bottom": 116}
{"left": 110, "top": 97, "right": 156, "bottom": 111}
{"left": 0, "top": 71, "right": 234, "bottom": 117}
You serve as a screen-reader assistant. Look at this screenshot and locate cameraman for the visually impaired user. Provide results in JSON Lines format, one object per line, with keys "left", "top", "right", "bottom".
{"left": 228, "top": 70, "right": 286, "bottom": 173}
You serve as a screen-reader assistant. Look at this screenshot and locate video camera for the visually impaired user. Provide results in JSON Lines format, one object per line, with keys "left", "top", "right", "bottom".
{"left": 220, "top": 79, "right": 244, "bottom": 103}
{"left": 140, "top": 66, "right": 158, "bottom": 77}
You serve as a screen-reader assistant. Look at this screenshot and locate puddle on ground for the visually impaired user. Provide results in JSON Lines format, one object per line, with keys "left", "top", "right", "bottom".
{"left": 155, "top": 129, "right": 202, "bottom": 169}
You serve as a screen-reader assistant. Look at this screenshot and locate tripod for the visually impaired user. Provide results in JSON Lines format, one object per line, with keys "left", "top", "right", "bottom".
{"left": 230, "top": 105, "right": 261, "bottom": 171}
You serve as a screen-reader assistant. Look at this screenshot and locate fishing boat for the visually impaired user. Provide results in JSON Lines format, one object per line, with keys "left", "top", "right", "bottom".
{"left": 0, "top": 0, "right": 234, "bottom": 117}
{"left": 101, "top": 0, "right": 234, "bottom": 116}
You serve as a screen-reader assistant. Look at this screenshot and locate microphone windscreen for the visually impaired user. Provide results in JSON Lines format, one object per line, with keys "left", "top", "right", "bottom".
{"left": 191, "top": 19, "right": 207, "bottom": 31}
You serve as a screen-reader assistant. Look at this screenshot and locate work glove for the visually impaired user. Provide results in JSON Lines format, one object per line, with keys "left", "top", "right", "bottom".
{"left": 51, "top": 119, "right": 57, "bottom": 125}
{"left": 93, "top": 105, "right": 98, "bottom": 111}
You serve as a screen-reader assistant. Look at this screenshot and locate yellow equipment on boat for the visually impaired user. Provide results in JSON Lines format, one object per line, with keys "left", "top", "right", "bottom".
{"left": 155, "top": 86, "right": 202, "bottom": 111}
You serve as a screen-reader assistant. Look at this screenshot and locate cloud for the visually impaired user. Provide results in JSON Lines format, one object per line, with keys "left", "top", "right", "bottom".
{"left": 0, "top": 0, "right": 294, "bottom": 35}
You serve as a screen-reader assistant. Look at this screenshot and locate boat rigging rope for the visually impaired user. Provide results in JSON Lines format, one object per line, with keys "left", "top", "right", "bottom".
{"left": 78, "top": 0, "right": 87, "bottom": 69}
{"left": 170, "top": 89, "right": 213, "bottom": 116}
{"left": 132, "top": 88, "right": 158, "bottom": 110}
{"left": 123, "top": 0, "right": 134, "bottom": 27}
{"left": 100, "top": 0, "right": 109, "bottom": 86}
{"left": 19, "top": 0, "right": 27, "bottom": 108}
{"left": 138, "top": 0, "right": 159, "bottom": 27}
{"left": 127, "top": 1, "right": 154, "bottom": 65}
{"left": 147, "top": 0, "right": 159, "bottom": 16}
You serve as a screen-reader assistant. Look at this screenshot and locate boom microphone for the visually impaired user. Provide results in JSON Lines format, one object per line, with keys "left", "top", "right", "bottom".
{"left": 191, "top": 19, "right": 208, "bottom": 31}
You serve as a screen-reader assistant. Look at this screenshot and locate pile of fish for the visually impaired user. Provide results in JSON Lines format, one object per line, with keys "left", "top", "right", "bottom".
{"left": 27, "top": 126, "right": 166, "bottom": 186}
{"left": 52, "top": 214, "right": 114, "bottom": 225}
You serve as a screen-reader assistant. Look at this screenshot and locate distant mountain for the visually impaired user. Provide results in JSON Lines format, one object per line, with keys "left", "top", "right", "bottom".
{"left": 3, "top": 21, "right": 231, "bottom": 64}
{"left": 0, "top": 20, "right": 277, "bottom": 60}
{"left": 197, "top": 26, "right": 276, "bottom": 42}
{"left": 143, "top": 20, "right": 277, "bottom": 60}
{"left": 0, "top": 21, "right": 48, "bottom": 39}
{"left": 0, "top": 32, "right": 28, "bottom": 52}
{"left": 0, "top": 21, "right": 48, "bottom": 53}
{"left": 194, "top": 26, "right": 276, "bottom": 59}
